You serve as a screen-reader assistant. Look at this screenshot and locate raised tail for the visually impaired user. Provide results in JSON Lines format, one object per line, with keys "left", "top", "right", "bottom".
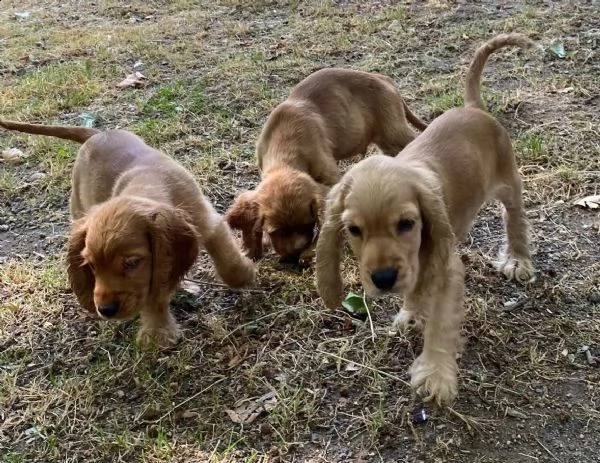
{"left": 464, "top": 33, "right": 539, "bottom": 110}
{"left": 0, "top": 119, "right": 100, "bottom": 144}
{"left": 402, "top": 100, "right": 428, "bottom": 132}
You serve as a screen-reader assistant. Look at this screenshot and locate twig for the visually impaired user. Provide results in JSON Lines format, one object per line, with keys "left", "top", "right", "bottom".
{"left": 221, "top": 307, "right": 298, "bottom": 342}
{"left": 362, "top": 291, "right": 376, "bottom": 344}
{"left": 535, "top": 436, "right": 563, "bottom": 463}
{"left": 156, "top": 376, "right": 227, "bottom": 423}
{"left": 316, "top": 349, "right": 411, "bottom": 387}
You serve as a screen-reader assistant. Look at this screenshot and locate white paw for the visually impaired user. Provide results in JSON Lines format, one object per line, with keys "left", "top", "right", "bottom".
{"left": 136, "top": 323, "right": 181, "bottom": 349}
{"left": 409, "top": 353, "right": 458, "bottom": 405}
{"left": 496, "top": 255, "right": 536, "bottom": 284}
{"left": 392, "top": 309, "right": 424, "bottom": 331}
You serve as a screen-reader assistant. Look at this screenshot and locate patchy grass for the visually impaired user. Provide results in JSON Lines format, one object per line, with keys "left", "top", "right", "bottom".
{"left": 1, "top": 1, "right": 600, "bottom": 462}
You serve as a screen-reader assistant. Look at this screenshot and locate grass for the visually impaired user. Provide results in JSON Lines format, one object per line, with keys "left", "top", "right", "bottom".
{"left": 1, "top": 0, "right": 600, "bottom": 462}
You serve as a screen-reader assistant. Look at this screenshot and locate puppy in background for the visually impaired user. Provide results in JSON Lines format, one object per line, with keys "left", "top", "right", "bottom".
{"left": 0, "top": 120, "right": 256, "bottom": 348}
{"left": 316, "top": 34, "right": 539, "bottom": 404}
{"left": 226, "top": 68, "right": 428, "bottom": 265}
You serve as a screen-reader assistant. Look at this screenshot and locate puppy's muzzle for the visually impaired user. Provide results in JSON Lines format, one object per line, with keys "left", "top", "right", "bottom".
{"left": 98, "top": 301, "right": 120, "bottom": 318}
{"left": 371, "top": 267, "right": 398, "bottom": 291}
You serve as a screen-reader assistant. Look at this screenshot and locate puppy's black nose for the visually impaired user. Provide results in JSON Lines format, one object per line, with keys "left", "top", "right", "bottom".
{"left": 98, "top": 301, "right": 120, "bottom": 318}
{"left": 371, "top": 267, "right": 398, "bottom": 291}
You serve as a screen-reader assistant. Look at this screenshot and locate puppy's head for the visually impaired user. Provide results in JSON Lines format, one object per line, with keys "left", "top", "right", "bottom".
{"left": 258, "top": 168, "right": 321, "bottom": 263}
{"left": 316, "top": 155, "right": 454, "bottom": 307}
{"left": 67, "top": 197, "right": 199, "bottom": 320}
{"left": 227, "top": 167, "right": 321, "bottom": 264}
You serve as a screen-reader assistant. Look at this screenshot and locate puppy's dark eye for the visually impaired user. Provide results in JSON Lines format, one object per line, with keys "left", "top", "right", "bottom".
{"left": 347, "top": 225, "right": 362, "bottom": 237}
{"left": 124, "top": 257, "right": 141, "bottom": 272}
{"left": 397, "top": 219, "right": 415, "bottom": 233}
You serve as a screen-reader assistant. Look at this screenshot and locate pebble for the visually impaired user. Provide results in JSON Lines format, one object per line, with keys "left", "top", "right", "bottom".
{"left": 27, "top": 172, "right": 47, "bottom": 182}
{"left": 589, "top": 292, "right": 600, "bottom": 304}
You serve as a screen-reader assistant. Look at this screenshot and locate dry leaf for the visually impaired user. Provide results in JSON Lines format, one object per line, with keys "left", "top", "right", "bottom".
{"left": 225, "top": 391, "right": 277, "bottom": 424}
{"left": 573, "top": 195, "right": 600, "bottom": 210}
{"left": 180, "top": 279, "right": 202, "bottom": 295}
{"left": 1, "top": 147, "right": 26, "bottom": 165}
{"left": 117, "top": 71, "right": 147, "bottom": 88}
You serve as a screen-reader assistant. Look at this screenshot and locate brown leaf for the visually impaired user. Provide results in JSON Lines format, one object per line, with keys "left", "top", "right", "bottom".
{"left": 117, "top": 71, "right": 147, "bottom": 88}
{"left": 225, "top": 392, "right": 277, "bottom": 424}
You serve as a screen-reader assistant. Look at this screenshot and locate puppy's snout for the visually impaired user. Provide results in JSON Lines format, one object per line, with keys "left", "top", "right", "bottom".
{"left": 371, "top": 267, "right": 398, "bottom": 291}
{"left": 98, "top": 301, "right": 120, "bottom": 318}
{"left": 279, "top": 251, "right": 301, "bottom": 265}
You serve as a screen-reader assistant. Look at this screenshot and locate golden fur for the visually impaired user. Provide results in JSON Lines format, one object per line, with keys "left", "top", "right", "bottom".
{"left": 226, "top": 68, "right": 428, "bottom": 264}
{"left": 315, "top": 34, "right": 539, "bottom": 404}
{"left": 0, "top": 121, "right": 256, "bottom": 348}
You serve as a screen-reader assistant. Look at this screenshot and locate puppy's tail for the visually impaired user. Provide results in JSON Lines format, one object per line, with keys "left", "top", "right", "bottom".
{"left": 402, "top": 101, "right": 428, "bottom": 132}
{"left": 0, "top": 119, "right": 100, "bottom": 144}
{"left": 464, "top": 33, "right": 539, "bottom": 111}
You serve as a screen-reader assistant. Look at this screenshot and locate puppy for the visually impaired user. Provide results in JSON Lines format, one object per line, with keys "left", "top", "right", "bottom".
{"left": 315, "top": 34, "right": 539, "bottom": 404}
{"left": 226, "top": 68, "right": 428, "bottom": 265}
{"left": 0, "top": 120, "right": 256, "bottom": 348}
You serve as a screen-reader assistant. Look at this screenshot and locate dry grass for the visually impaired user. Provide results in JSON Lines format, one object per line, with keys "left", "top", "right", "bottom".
{"left": 1, "top": 1, "right": 599, "bottom": 462}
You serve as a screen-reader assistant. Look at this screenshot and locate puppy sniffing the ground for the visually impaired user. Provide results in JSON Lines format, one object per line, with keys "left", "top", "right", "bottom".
{"left": 0, "top": 120, "right": 256, "bottom": 348}
{"left": 225, "top": 68, "right": 428, "bottom": 265}
{"left": 316, "top": 34, "right": 539, "bottom": 404}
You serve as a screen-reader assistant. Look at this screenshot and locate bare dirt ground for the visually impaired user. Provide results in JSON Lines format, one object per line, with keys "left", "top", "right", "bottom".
{"left": 1, "top": 1, "right": 599, "bottom": 462}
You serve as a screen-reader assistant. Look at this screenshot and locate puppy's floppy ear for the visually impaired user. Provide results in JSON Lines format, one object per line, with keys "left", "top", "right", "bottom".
{"left": 144, "top": 205, "right": 200, "bottom": 297}
{"left": 315, "top": 180, "right": 350, "bottom": 309}
{"left": 225, "top": 190, "right": 260, "bottom": 231}
{"left": 225, "top": 190, "right": 264, "bottom": 259}
{"left": 415, "top": 183, "right": 456, "bottom": 292}
{"left": 66, "top": 217, "right": 96, "bottom": 316}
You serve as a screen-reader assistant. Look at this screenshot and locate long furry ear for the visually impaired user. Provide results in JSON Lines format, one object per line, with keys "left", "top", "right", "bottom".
{"left": 315, "top": 181, "right": 349, "bottom": 309}
{"left": 66, "top": 218, "right": 97, "bottom": 317}
{"left": 146, "top": 206, "right": 200, "bottom": 297}
{"left": 224, "top": 190, "right": 263, "bottom": 259}
{"left": 415, "top": 183, "right": 456, "bottom": 293}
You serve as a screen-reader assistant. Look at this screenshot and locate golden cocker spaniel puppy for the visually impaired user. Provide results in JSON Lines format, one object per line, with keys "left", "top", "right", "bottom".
{"left": 225, "top": 68, "right": 428, "bottom": 265}
{"left": 0, "top": 120, "right": 256, "bottom": 348}
{"left": 315, "top": 34, "right": 539, "bottom": 404}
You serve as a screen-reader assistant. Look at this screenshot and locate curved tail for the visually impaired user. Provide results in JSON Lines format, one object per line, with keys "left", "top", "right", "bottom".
{"left": 464, "top": 33, "right": 539, "bottom": 110}
{"left": 0, "top": 119, "right": 100, "bottom": 144}
{"left": 402, "top": 100, "right": 428, "bottom": 132}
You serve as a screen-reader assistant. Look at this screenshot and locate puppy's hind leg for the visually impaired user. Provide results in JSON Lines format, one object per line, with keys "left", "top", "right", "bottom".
{"left": 374, "top": 112, "right": 417, "bottom": 156}
{"left": 495, "top": 176, "right": 536, "bottom": 284}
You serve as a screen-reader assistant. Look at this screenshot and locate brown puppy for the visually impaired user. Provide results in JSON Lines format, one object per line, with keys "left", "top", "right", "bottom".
{"left": 315, "top": 34, "right": 539, "bottom": 404}
{"left": 0, "top": 120, "right": 256, "bottom": 348}
{"left": 225, "top": 68, "right": 428, "bottom": 264}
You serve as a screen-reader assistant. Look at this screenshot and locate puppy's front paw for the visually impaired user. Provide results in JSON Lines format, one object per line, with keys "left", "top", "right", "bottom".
{"left": 223, "top": 257, "right": 257, "bottom": 288}
{"left": 136, "top": 323, "right": 181, "bottom": 349}
{"left": 409, "top": 353, "right": 458, "bottom": 405}
{"left": 392, "top": 308, "right": 424, "bottom": 332}
{"left": 496, "top": 255, "right": 536, "bottom": 284}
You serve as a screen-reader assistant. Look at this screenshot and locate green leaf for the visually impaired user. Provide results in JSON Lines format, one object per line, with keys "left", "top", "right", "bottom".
{"left": 342, "top": 291, "right": 368, "bottom": 315}
{"left": 549, "top": 39, "right": 566, "bottom": 59}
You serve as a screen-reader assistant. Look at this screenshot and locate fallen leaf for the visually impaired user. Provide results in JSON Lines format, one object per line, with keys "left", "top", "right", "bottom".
{"left": 345, "top": 361, "right": 360, "bottom": 372}
{"left": 548, "top": 39, "right": 566, "bottom": 58}
{"left": 342, "top": 291, "right": 368, "bottom": 315}
{"left": 1, "top": 148, "right": 26, "bottom": 165}
{"left": 573, "top": 195, "right": 600, "bottom": 210}
{"left": 225, "top": 391, "right": 277, "bottom": 424}
{"left": 117, "top": 71, "right": 147, "bottom": 88}
{"left": 180, "top": 279, "right": 202, "bottom": 295}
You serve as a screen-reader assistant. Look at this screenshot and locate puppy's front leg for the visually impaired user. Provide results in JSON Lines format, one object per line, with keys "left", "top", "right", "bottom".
{"left": 409, "top": 254, "right": 465, "bottom": 405}
{"left": 137, "top": 299, "right": 181, "bottom": 348}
